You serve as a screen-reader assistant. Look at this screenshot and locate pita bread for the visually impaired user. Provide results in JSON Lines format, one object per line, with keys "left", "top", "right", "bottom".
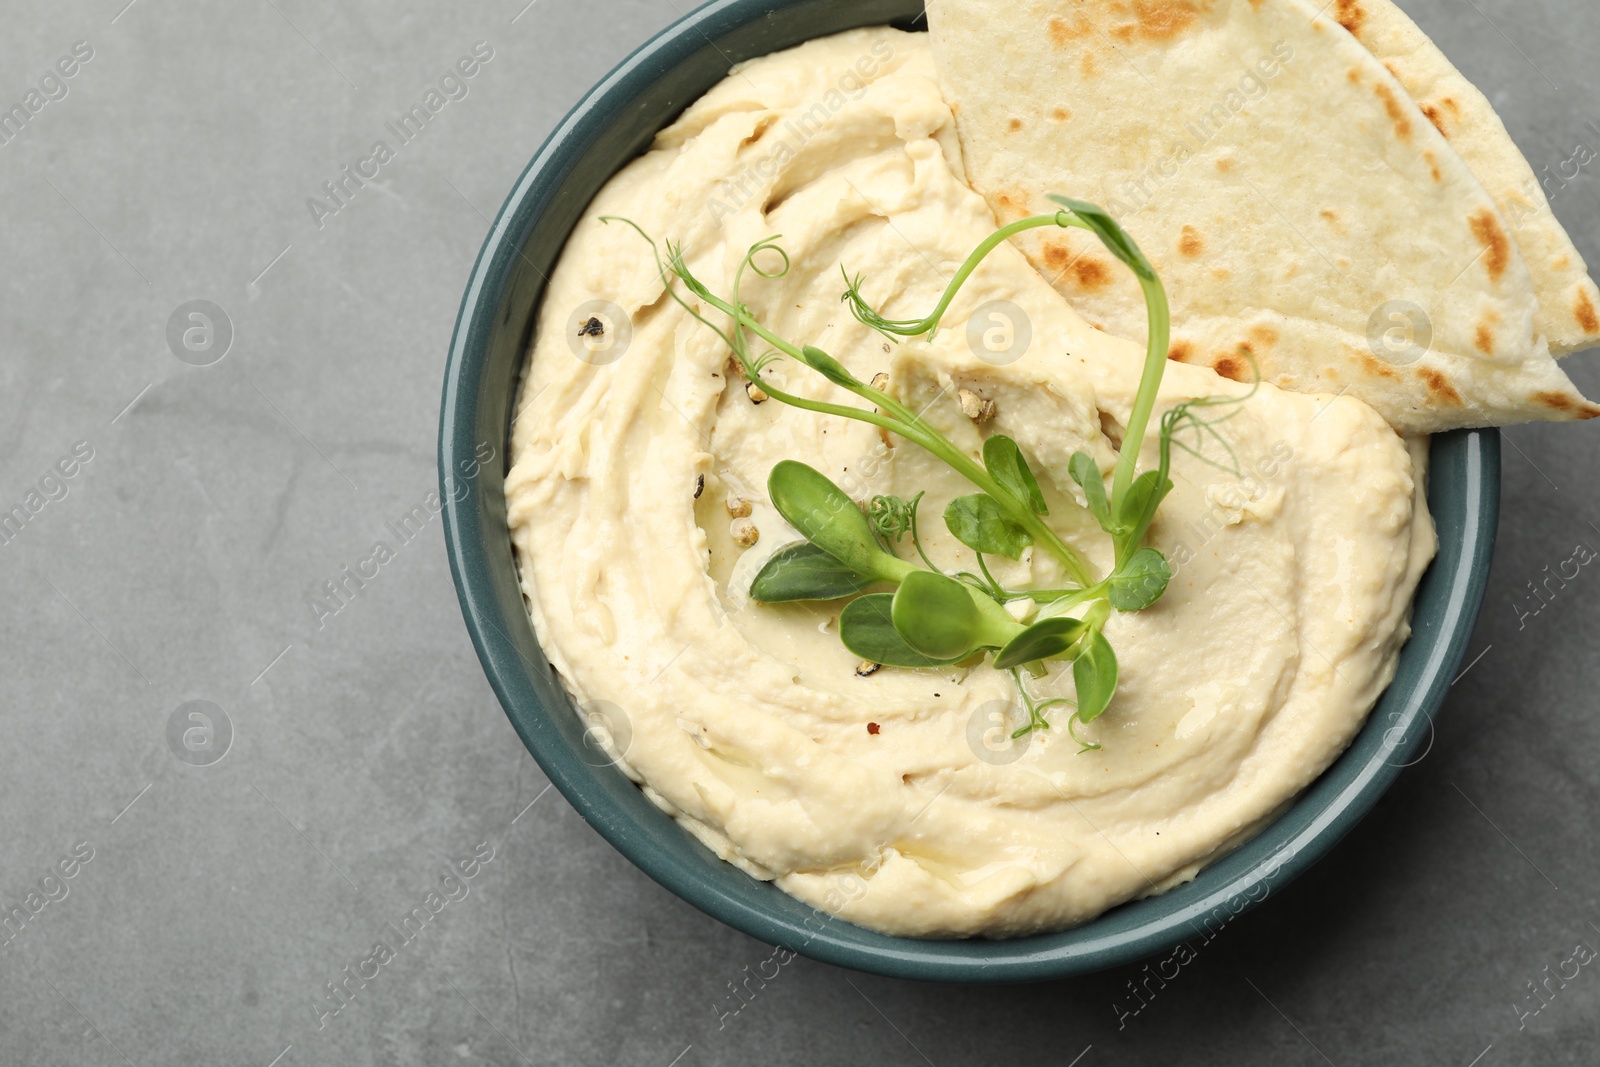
{"left": 1328, "top": 0, "right": 1600, "bottom": 357}
{"left": 925, "top": 0, "right": 1599, "bottom": 432}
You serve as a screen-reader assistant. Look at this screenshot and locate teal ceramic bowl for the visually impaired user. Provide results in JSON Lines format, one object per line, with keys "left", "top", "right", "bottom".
{"left": 439, "top": 0, "right": 1500, "bottom": 981}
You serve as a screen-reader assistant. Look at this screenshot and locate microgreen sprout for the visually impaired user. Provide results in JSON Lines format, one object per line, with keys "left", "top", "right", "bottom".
{"left": 605, "top": 198, "right": 1250, "bottom": 746}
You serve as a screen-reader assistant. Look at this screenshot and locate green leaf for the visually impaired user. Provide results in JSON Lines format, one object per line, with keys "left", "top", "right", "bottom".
{"left": 1107, "top": 547, "right": 1172, "bottom": 612}
{"left": 1068, "top": 451, "right": 1112, "bottom": 532}
{"left": 800, "top": 345, "right": 860, "bottom": 388}
{"left": 993, "top": 616, "right": 1089, "bottom": 671}
{"left": 749, "top": 542, "right": 875, "bottom": 602}
{"left": 1116, "top": 469, "right": 1173, "bottom": 544}
{"left": 839, "top": 594, "right": 961, "bottom": 668}
{"left": 943, "top": 494, "right": 1032, "bottom": 560}
{"left": 890, "top": 570, "right": 988, "bottom": 660}
{"left": 983, "top": 435, "right": 1048, "bottom": 515}
{"left": 1073, "top": 630, "right": 1119, "bottom": 723}
{"left": 767, "top": 461, "right": 907, "bottom": 582}
{"left": 1046, "top": 195, "right": 1155, "bottom": 282}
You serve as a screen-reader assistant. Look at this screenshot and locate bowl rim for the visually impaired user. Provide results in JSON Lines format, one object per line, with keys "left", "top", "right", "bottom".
{"left": 439, "top": 0, "right": 1501, "bottom": 981}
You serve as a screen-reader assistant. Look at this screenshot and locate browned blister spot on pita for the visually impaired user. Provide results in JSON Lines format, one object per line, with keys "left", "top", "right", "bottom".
{"left": 1535, "top": 390, "right": 1577, "bottom": 413}
{"left": 1474, "top": 321, "right": 1496, "bottom": 355}
{"left": 1215, "top": 156, "right": 1233, "bottom": 173}
{"left": 1422, "top": 104, "right": 1448, "bottom": 136}
{"left": 1211, "top": 266, "right": 1232, "bottom": 280}
{"left": 1007, "top": 118, "right": 1024, "bottom": 132}
{"left": 1535, "top": 394, "right": 1600, "bottom": 420}
{"left": 1424, "top": 151, "right": 1441, "bottom": 182}
{"left": 1212, "top": 355, "right": 1249, "bottom": 383}
{"left": 1178, "top": 225, "right": 1204, "bottom": 258}
{"left": 1469, "top": 208, "right": 1511, "bottom": 284}
{"left": 1250, "top": 325, "right": 1279, "bottom": 350}
{"left": 1047, "top": 13, "right": 1094, "bottom": 47}
{"left": 1051, "top": 107, "right": 1071, "bottom": 122}
{"left": 1211, "top": 340, "right": 1258, "bottom": 383}
{"left": 1336, "top": 0, "right": 1365, "bottom": 36}
{"left": 1041, "top": 239, "right": 1074, "bottom": 274}
{"left": 1554, "top": 255, "right": 1572, "bottom": 271}
{"left": 1576, "top": 289, "right": 1599, "bottom": 333}
{"left": 1129, "top": 0, "right": 1200, "bottom": 39}
{"left": 1209, "top": 347, "right": 1260, "bottom": 383}
{"left": 993, "top": 191, "right": 1028, "bottom": 224}
{"left": 1346, "top": 68, "right": 1361, "bottom": 84}
{"left": 1419, "top": 367, "right": 1463, "bottom": 404}
{"left": 1359, "top": 351, "right": 1399, "bottom": 380}
{"left": 1069, "top": 257, "right": 1113, "bottom": 291}
{"left": 1080, "top": 50, "right": 1097, "bottom": 77}
{"left": 1373, "top": 83, "right": 1411, "bottom": 142}
{"left": 1168, "top": 340, "right": 1195, "bottom": 363}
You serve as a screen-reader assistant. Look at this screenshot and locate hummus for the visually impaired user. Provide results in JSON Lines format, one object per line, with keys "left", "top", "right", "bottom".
{"left": 505, "top": 27, "right": 1436, "bottom": 938}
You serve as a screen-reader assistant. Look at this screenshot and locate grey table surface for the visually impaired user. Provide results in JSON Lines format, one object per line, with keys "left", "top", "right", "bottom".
{"left": 0, "top": 0, "right": 1597, "bottom": 1064}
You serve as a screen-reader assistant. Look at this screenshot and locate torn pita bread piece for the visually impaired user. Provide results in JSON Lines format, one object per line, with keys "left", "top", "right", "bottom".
{"left": 925, "top": 0, "right": 1600, "bottom": 432}
{"left": 1328, "top": 0, "right": 1600, "bottom": 356}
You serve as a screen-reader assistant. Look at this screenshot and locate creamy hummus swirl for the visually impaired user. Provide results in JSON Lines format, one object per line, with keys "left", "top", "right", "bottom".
{"left": 506, "top": 27, "right": 1435, "bottom": 938}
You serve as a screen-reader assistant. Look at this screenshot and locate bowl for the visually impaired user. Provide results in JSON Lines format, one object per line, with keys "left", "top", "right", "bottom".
{"left": 438, "top": 0, "right": 1500, "bottom": 981}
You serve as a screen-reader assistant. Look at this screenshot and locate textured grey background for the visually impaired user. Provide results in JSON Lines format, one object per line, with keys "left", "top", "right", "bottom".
{"left": 0, "top": 0, "right": 1596, "bottom": 1064}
